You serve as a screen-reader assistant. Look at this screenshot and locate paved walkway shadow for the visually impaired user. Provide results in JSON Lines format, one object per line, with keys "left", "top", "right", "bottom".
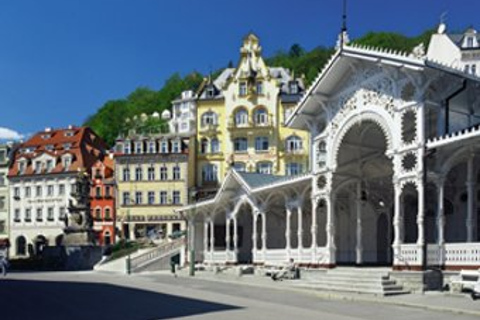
{"left": 0, "top": 279, "right": 241, "bottom": 320}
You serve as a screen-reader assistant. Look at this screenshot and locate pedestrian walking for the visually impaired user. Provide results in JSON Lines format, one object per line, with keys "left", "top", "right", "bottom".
{"left": 0, "top": 255, "right": 9, "bottom": 277}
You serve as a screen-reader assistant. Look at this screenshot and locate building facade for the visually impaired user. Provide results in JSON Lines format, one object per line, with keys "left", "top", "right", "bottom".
{"left": 114, "top": 131, "right": 194, "bottom": 240}
{"left": 0, "top": 144, "right": 13, "bottom": 248}
{"left": 180, "top": 34, "right": 480, "bottom": 271}
{"left": 91, "top": 155, "right": 116, "bottom": 246}
{"left": 8, "top": 126, "right": 107, "bottom": 258}
{"left": 169, "top": 90, "right": 197, "bottom": 135}
{"left": 195, "top": 34, "right": 309, "bottom": 198}
{"left": 428, "top": 23, "right": 480, "bottom": 75}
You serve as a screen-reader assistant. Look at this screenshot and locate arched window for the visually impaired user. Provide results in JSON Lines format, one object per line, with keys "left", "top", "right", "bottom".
{"left": 200, "top": 138, "right": 209, "bottom": 154}
{"left": 16, "top": 236, "right": 26, "bottom": 256}
{"left": 234, "top": 108, "right": 248, "bottom": 126}
{"left": 317, "top": 141, "right": 327, "bottom": 168}
{"left": 201, "top": 111, "right": 217, "bottom": 127}
{"left": 286, "top": 163, "right": 302, "bottom": 176}
{"left": 104, "top": 207, "right": 111, "bottom": 220}
{"left": 104, "top": 231, "right": 111, "bottom": 246}
{"left": 211, "top": 138, "right": 220, "bottom": 153}
{"left": 95, "top": 207, "right": 102, "bottom": 220}
{"left": 285, "top": 136, "right": 303, "bottom": 153}
{"left": 256, "top": 161, "right": 272, "bottom": 174}
{"left": 254, "top": 107, "right": 268, "bottom": 125}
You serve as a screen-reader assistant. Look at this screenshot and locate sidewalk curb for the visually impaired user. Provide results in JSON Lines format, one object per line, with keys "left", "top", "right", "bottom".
{"left": 169, "top": 271, "right": 480, "bottom": 317}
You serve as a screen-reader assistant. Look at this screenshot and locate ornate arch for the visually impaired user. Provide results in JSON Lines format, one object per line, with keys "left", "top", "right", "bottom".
{"left": 232, "top": 195, "right": 258, "bottom": 218}
{"left": 441, "top": 146, "right": 480, "bottom": 175}
{"left": 330, "top": 109, "right": 395, "bottom": 171}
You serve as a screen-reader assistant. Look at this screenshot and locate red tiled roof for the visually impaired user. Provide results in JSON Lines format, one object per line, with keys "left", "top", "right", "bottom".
{"left": 9, "top": 126, "right": 108, "bottom": 177}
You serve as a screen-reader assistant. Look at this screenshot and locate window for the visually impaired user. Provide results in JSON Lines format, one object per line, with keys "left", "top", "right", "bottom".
{"left": 135, "top": 192, "right": 142, "bottom": 205}
{"left": 36, "top": 208, "right": 43, "bottom": 221}
{"left": 0, "top": 220, "right": 4, "bottom": 234}
{"left": 47, "top": 207, "right": 54, "bottom": 221}
{"left": 286, "top": 163, "right": 302, "bottom": 176}
{"left": 0, "top": 196, "right": 4, "bottom": 210}
{"left": 254, "top": 108, "right": 268, "bottom": 125}
{"left": 135, "top": 167, "right": 143, "bottom": 181}
{"left": 124, "top": 142, "right": 131, "bottom": 154}
{"left": 465, "top": 65, "right": 470, "bottom": 74}
{"left": 147, "top": 167, "right": 155, "bottom": 181}
{"left": 473, "top": 64, "right": 477, "bottom": 75}
{"left": 63, "top": 143, "right": 72, "bottom": 150}
{"left": 25, "top": 186, "right": 31, "bottom": 198}
{"left": 25, "top": 208, "right": 31, "bottom": 221}
{"left": 63, "top": 156, "right": 72, "bottom": 170}
{"left": 256, "top": 162, "right": 272, "bottom": 174}
{"left": 173, "top": 166, "right": 181, "bottom": 180}
{"left": 255, "top": 137, "right": 269, "bottom": 152}
{"left": 285, "top": 136, "right": 303, "bottom": 153}
{"left": 0, "top": 150, "right": 5, "bottom": 163}
{"left": 123, "top": 192, "right": 131, "bottom": 205}
{"left": 14, "top": 209, "right": 20, "bottom": 222}
{"left": 148, "top": 191, "right": 155, "bottom": 205}
{"left": 206, "top": 86, "right": 215, "bottom": 98}
{"left": 123, "top": 168, "right": 130, "bottom": 181}
{"left": 58, "top": 184, "right": 65, "bottom": 196}
{"left": 239, "top": 82, "right": 247, "bottom": 96}
{"left": 95, "top": 186, "right": 102, "bottom": 198}
{"left": 95, "top": 208, "right": 101, "bottom": 220}
{"left": 234, "top": 138, "right": 248, "bottom": 152}
{"left": 47, "top": 185, "right": 54, "bottom": 197}
{"left": 36, "top": 186, "right": 42, "bottom": 197}
{"left": 202, "top": 164, "right": 218, "bottom": 182}
{"left": 148, "top": 141, "right": 156, "bottom": 153}
{"left": 172, "top": 191, "right": 180, "bottom": 204}
{"left": 289, "top": 81, "right": 298, "bottom": 94}
{"left": 235, "top": 108, "right": 248, "bottom": 126}
{"left": 467, "top": 36, "right": 474, "bottom": 48}
{"left": 105, "top": 186, "right": 111, "bottom": 197}
{"left": 64, "top": 131, "right": 74, "bottom": 137}
{"left": 201, "top": 111, "right": 217, "bottom": 127}
{"left": 18, "top": 161, "right": 26, "bottom": 174}
{"left": 159, "top": 191, "right": 167, "bottom": 205}
{"left": 160, "top": 167, "right": 168, "bottom": 180}
{"left": 233, "top": 162, "right": 246, "bottom": 172}
{"left": 200, "top": 138, "right": 209, "bottom": 154}
{"left": 104, "top": 208, "right": 111, "bottom": 220}
{"left": 46, "top": 160, "right": 54, "bottom": 172}
{"left": 59, "top": 207, "right": 66, "bottom": 220}
{"left": 35, "top": 161, "right": 42, "bottom": 174}
{"left": 317, "top": 141, "right": 327, "bottom": 168}
{"left": 160, "top": 140, "right": 169, "bottom": 153}
{"left": 172, "top": 140, "right": 180, "bottom": 153}
{"left": 134, "top": 141, "right": 143, "bottom": 154}
{"left": 256, "top": 81, "right": 264, "bottom": 95}
{"left": 211, "top": 138, "right": 220, "bottom": 153}
{"left": 16, "top": 236, "right": 26, "bottom": 256}
{"left": 14, "top": 187, "right": 20, "bottom": 198}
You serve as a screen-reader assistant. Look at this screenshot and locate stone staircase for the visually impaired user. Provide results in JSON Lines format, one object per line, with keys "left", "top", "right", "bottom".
{"left": 296, "top": 267, "right": 410, "bottom": 296}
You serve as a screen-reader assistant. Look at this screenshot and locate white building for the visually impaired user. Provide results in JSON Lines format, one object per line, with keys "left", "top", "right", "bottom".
{"left": 0, "top": 144, "right": 12, "bottom": 247}
{"left": 179, "top": 35, "right": 480, "bottom": 272}
{"left": 8, "top": 126, "right": 107, "bottom": 257}
{"left": 169, "top": 90, "right": 197, "bottom": 135}
{"left": 428, "top": 23, "right": 480, "bottom": 75}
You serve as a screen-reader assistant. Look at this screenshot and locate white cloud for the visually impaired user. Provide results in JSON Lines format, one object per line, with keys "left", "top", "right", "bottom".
{"left": 0, "top": 127, "right": 24, "bottom": 140}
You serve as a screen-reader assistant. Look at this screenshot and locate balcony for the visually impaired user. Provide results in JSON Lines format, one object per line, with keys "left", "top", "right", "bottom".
{"left": 199, "top": 124, "right": 220, "bottom": 135}
{"left": 284, "top": 148, "right": 307, "bottom": 157}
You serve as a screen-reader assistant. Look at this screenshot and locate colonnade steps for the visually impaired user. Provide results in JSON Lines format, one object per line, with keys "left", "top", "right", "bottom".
{"left": 296, "top": 267, "right": 410, "bottom": 296}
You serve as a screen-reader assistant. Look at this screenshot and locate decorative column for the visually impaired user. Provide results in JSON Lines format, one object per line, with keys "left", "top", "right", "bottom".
{"left": 209, "top": 219, "right": 215, "bottom": 261}
{"left": 261, "top": 212, "right": 267, "bottom": 261}
{"left": 233, "top": 215, "right": 238, "bottom": 258}
{"left": 285, "top": 204, "right": 292, "bottom": 259}
{"left": 355, "top": 182, "right": 363, "bottom": 265}
{"left": 297, "top": 201, "right": 304, "bottom": 262}
{"left": 252, "top": 210, "right": 258, "bottom": 262}
{"left": 436, "top": 178, "right": 445, "bottom": 266}
{"left": 203, "top": 218, "right": 209, "bottom": 261}
{"left": 416, "top": 178, "right": 425, "bottom": 267}
{"left": 392, "top": 182, "right": 402, "bottom": 264}
{"left": 226, "top": 217, "right": 232, "bottom": 261}
{"left": 326, "top": 194, "right": 336, "bottom": 265}
{"left": 310, "top": 196, "right": 318, "bottom": 263}
{"left": 466, "top": 156, "right": 475, "bottom": 242}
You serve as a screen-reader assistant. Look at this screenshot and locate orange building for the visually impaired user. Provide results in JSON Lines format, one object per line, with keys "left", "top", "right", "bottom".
{"left": 90, "top": 155, "right": 116, "bottom": 246}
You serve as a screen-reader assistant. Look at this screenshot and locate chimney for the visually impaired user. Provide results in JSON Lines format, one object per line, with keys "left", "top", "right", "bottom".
{"left": 45, "top": 127, "right": 52, "bottom": 132}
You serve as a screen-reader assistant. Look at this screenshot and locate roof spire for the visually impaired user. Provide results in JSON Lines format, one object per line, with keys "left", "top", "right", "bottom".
{"left": 336, "top": 0, "right": 350, "bottom": 49}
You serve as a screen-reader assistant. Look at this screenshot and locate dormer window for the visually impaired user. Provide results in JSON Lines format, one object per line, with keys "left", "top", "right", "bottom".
{"left": 256, "top": 81, "right": 264, "bottom": 95}
{"left": 206, "top": 86, "right": 215, "bottom": 98}
{"left": 46, "top": 160, "right": 54, "bottom": 172}
{"left": 124, "top": 141, "right": 131, "bottom": 154}
{"left": 41, "top": 134, "right": 51, "bottom": 140}
{"left": 289, "top": 81, "right": 298, "bottom": 94}
{"left": 148, "top": 141, "right": 156, "bottom": 153}
{"left": 134, "top": 141, "right": 143, "bottom": 154}
{"left": 467, "top": 37, "right": 474, "bottom": 48}
{"left": 63, "top": 143, "right": 72, "bottom": 150}
{"left": 160, "top": 140, "right": 169, "bottom": 153}
{"left": 172, "top": 140, "right": 180, "bottom": 153}
{"left": 35, "top": 161, "right": 43, "bottom": 174}
{"left": 239, "top": 82, "right": 247, "bottom": 96}
{"left": 63, "top": 156, "right": 72, "bottom": 170}
{"left": 18, "top": 161, "right": 26, "bottom": 174}
{"left": 45, "top": 145, "right": 54, "bottom": 152}
{"left": 64, "top": 131, "right": 74, "bottom": 137}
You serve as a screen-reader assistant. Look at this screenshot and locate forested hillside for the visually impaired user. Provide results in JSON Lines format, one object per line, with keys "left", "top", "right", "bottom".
{"left": 85, "top": 29, "right": 435, "bottom": 146}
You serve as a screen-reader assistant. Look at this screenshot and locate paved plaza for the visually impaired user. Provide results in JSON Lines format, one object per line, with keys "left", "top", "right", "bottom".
{"left": 1, "top": 270, "right": 479, "bottom": 319}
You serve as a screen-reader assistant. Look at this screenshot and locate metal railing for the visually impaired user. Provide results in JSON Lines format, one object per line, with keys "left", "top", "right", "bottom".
{"left": 129, "top": 238, "right": 186, "bottom": 273}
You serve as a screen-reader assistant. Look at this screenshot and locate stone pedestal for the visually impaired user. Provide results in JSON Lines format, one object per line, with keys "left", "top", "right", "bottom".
{"left": 63, "top": 228, "right": 96, "bottom": 246}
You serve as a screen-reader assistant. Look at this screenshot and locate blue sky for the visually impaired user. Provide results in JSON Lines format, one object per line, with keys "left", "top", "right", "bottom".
{"left": 0, "top": 0, "right": 478, "bottom": 140}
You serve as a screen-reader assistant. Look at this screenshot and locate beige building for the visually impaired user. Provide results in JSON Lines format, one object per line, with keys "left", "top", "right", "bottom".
{"left": 114, "top": 129, "right": 195, "bottom": 240}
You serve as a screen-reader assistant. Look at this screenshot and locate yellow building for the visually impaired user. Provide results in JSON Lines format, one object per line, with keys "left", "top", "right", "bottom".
{"left": 114, "top": 126, "right": 195, "bottom": 240}
{"left": 195, "top": 33, "right": 309, "bottom": 197}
